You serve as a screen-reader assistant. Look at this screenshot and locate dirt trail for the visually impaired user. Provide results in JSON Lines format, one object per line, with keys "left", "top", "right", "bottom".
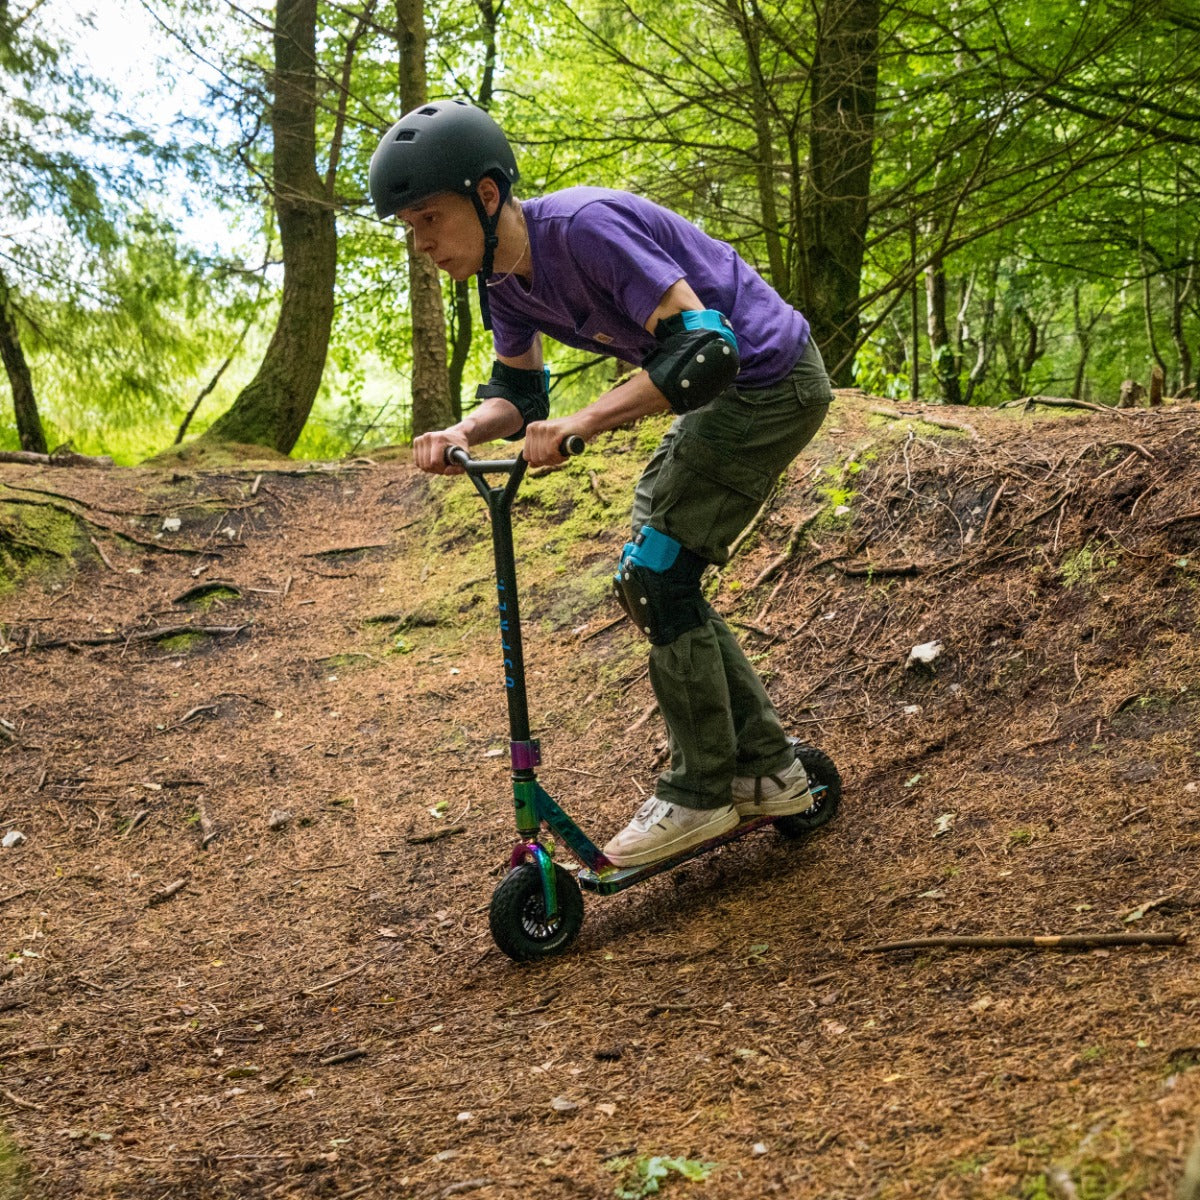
{"left": 1, "top": 396, "right": 1199, "bottom": 1200}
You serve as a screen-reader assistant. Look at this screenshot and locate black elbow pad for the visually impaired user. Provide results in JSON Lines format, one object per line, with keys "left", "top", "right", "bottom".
{"left": 475, "top": 361, "right": 550, "bottom": 439}
{"left": 643, "top": 310, "right": 740, "bottom": 414}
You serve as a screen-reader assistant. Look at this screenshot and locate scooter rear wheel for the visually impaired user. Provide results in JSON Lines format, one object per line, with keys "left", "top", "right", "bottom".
{"left": 489, "top": 862, "right": 584, "bottom": 962}
{"left": 774, "top": 743, "right": 842, "bottom": 839}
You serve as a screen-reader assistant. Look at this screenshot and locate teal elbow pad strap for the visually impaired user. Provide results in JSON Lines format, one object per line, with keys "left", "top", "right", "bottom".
{"left": 644, "top": 310, "right": 740, "bottom": 415}
{"left": 476, "top": 361, "right": 550, "bottom": 439}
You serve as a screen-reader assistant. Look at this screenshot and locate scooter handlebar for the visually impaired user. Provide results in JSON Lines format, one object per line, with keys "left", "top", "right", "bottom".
{"left": 444, "top": 435, "right": 585, "bottom": 469}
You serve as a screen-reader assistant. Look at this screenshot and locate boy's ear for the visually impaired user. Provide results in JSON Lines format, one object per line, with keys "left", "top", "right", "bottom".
{"left": 477, "top": 176, "right": 503, "bottom": 216}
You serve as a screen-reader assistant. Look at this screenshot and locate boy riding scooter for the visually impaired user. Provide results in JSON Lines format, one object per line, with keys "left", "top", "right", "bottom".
{"left": 370, "top": 100, "right": 834, "bottom": 869}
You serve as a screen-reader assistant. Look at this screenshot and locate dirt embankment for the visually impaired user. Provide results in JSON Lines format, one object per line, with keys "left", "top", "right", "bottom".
{"left": 1, "top": 396, "right": 1199, "bottom": 1200}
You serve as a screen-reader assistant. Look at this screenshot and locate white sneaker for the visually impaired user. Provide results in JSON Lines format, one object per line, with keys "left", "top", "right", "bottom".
{"left": 732, "top": 757, "right": 812, "bottom": 817}
{"left": 603, "top": 797, "right": 739, "bottom": 867}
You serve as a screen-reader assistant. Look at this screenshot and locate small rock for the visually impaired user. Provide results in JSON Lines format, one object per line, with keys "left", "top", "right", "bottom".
{"left": 549, "top": 1096, "right": 579, "bottom": 1114}
{"left": 268, "top": 809, "right": 293, "bottom": 831}
{"left": 1, "top": 830, "right": 26, "bottom": 849}
{"left": 906, "top": 640, "right": 944, "bottom": 669}
{"left": 1118, "top": 761, "right": 1160, "bottom": 785}
{"left": 752, "top": 1142, "right": 769, "bottom": 1156}
{"left": 161, "top": 517, "right": 182, "bottom": 533}
{"left": 902, "top": 704, "right": 923, "bottom": 716}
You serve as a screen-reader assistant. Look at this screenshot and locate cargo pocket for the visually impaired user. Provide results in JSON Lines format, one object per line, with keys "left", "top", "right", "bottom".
{"left": 649, "top": 429, "right": 775, "bottom": 564}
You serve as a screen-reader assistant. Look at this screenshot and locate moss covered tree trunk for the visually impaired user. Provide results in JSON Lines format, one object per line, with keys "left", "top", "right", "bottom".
{"left": 803, "top": 0, "right": 879, "bottom": 386}
{"left": 0, "top": 266, "right": 47, "bottom": 455}
{"left": 203, "top": 0, "right": 336, "bottom": 453}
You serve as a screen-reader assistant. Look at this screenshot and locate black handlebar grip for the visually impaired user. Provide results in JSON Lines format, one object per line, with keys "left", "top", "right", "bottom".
{"left": 559, "top": 435, "right": 586, "bottom": 457}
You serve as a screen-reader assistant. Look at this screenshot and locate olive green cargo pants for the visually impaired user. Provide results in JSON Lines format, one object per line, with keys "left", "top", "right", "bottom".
{"left": 629, "top": 336, "right": 833, "bottom": 809}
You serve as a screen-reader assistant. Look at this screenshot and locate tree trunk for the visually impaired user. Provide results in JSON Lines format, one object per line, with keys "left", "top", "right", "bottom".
{"left": 1171, "top": 258, "right": 1195, "bottom": 393}
{"left": 202, "top": 0, "right": 336, "bottom": 453}
{"left": 803, "top": 0, "right": 879, "bottom": 386}
{"left": 727, "top": 0, "right": 788, "bottom": 296}
{"left": 396, "top": 0, "right": 453, "bottom": 436}
{"left": 925, "top": 257, "right": 963, "bottom": 405}
{"left": 962, "top": 276, "right": 996, "bottom": 407}
{"left": 0, "top": 265, "right": 47, "bottom": 455}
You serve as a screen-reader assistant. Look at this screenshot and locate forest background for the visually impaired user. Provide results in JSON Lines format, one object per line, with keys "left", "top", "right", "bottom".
{"left": 1, "top": 0, "right": 1197, "bottom": 464}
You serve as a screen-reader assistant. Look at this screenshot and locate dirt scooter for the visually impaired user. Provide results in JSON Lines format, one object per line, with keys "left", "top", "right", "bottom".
{"left": 448, "top": 440, "right": 842, "bottom": 962}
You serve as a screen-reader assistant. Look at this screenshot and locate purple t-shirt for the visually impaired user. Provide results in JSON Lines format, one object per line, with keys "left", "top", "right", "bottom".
{"left": 487, "top": 188, "right": 808, "bottom": 388}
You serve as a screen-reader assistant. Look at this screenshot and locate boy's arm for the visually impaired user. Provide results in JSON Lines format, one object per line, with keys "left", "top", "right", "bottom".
{"left": 412, "top": 338, "right": 543, "bottom": 474}
{"left": 523, "top": 279, "right": 704, "bottom": 466}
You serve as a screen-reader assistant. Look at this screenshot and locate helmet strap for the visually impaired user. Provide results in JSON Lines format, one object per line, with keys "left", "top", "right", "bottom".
{"left": 470, "top": 178, "right": 511, "bottom": 332}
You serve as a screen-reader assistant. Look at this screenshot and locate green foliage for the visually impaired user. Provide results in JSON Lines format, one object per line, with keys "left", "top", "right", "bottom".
{"left": 609, "top": 1154, "right": 718, "bottom": 1198}
{"left": 4, "top": 0, "right": 1199, "bottom": 457}
{"left": 0, "top": 1127, "right": 29, "bottom": 1200}
{"left": 1059, "top": 544, "right": 1118, "bottom": 588}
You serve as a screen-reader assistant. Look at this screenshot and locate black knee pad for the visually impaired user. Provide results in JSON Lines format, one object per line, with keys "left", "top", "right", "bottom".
{"left": 613, "top": 526, "right": 709, "bottom": 645}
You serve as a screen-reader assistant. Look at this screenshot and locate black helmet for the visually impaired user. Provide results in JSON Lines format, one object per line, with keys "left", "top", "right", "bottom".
{"left": 369, "top": 100, "right": 519, "bottom": 219}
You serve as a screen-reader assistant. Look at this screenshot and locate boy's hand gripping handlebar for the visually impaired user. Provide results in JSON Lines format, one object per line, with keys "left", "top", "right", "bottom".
{"left": 445, "top": 435, "right": 586, "bottom": 470}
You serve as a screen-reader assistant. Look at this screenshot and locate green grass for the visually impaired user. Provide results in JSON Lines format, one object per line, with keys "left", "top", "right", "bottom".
{"left": 0, "top": 1129, "right": 29, "bottom": 1200}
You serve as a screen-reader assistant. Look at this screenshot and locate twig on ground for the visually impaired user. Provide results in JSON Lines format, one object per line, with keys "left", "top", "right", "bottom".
{"left": 979, "top": 480, "right": 1006, "bottom": 542}
{"left": 121, "top": 809, "right": 150, "bottom": 837}
{"left": 318, "top": 1048, "right": 367, "bottom": 1066}
{"left": 625, "top": 700, "right": 658, "bottom": 734}
{"left": 406, "top": 825, "right": 467, "bottom": 845}
{"left": 88, "top": 536, "right": 119, "bottom": 572}
{"left": 0, "top": 1086, "right": 45, "bottom": 1112}
{"left": 198, "top": 798, "right": 217, "bottom": 849}
{"left": 581, "top": 615, "right": 626, "bottom": 642}
{"left": 302, "top": 963, "right": 368, "bottom": 995}
{"left": 148, "top": 878, "right": 188, "bottom": 906}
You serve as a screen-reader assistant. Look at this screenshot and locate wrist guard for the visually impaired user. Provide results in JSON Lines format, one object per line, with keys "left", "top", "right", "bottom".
{"left": 643, "top": 310, "right": 740, "bottom": 414}
{"left": 475, "top": 361, "right": 551, "bottom": 440}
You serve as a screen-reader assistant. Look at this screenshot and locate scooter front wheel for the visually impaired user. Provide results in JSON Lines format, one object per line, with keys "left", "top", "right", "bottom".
{"left": 489, "top": 862, "right": 584, "bottom": 962}
{"left": 774, "top": 742, "right": 842, "bottom": 839}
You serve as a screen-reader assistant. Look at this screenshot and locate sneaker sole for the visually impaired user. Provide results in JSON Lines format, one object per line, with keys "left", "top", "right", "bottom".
{"left": 734, "top": 787, "right": 815, "bottom": 819}
{"left": 605, "top": 808, "right": 740, "bottom": 868}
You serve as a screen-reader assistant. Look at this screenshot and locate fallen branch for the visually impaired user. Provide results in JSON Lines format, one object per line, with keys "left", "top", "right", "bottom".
{"left": 1019, "top": 395, "right": 1128, "bottom": 417}
{"left": 866, "top": 931, "right": 1186, "bottom": 953}
{"left": 302, "top": 543, "right": 389, "bottom": 558}
{"left": 24, "top": 623, "right": 247, "bottom": 651}
{"left": 751, "top": 505, "right": 824, "bottom": 589}
{"left": 835, "top": 560, "right": 924, "bottom": 578}
{"left": 0, "top": 448, "right": 112, "bottom": 467}
{"left": 172, "top": 580, "right": 243, "bottom": 605}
